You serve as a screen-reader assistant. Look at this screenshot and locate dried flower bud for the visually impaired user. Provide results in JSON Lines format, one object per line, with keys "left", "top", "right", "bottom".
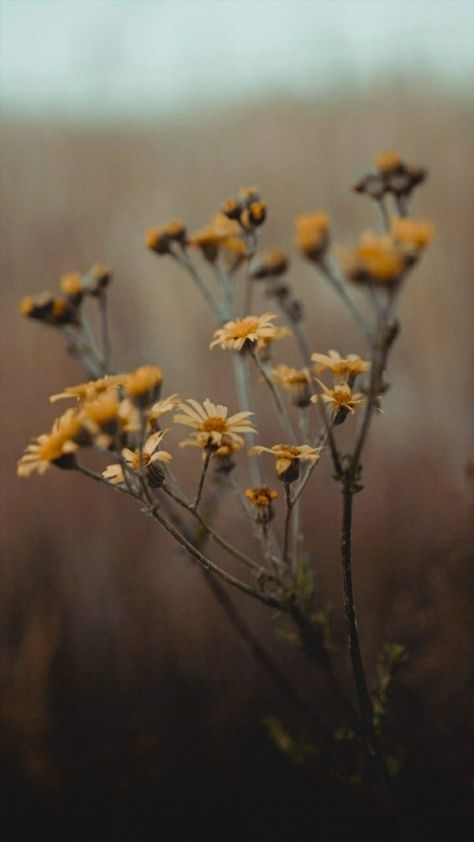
{"left": 83, "top": 264, "right": 113, "bottom": 296}
{"left": 245, "top": 201, "right": 267, "bottom": 228}
{"left": 60, "top": 272, "right": 84, "bottom": 302}
{"left": 376, "top": 151, "right": 402, "bottom": 173}
{"left": 238, "top": 185, "right": 260, "bottom": 207}
{"left": 249, "top": 249, "right": 288, "bottom": 279}
{"left": 295, "top": 212, "right": 330, "bottom": 261}
{"left": 391, "top": 218, "right": 434, "bottom": 255}
{"left": 145, "top": 226, "right": 172, "bottom": 255}
{"left": 125, "top": 365, "right": 164, "bottom": 408}
{"left": 352, "top": 174, "right": 386, "bottom": 201}
{"left": 245, "top": 485, "right": 278, "bottom": 523}
{"left": 221, "top": 198, "right": 242, "bottom": 221}
{"left": 166, "top": 219, "right": 187, "bottom": 243}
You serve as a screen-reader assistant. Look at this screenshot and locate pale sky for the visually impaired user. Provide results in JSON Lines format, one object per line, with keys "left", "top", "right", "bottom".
{"left": 1, "top": 0, "right": 473, "bottom": 118}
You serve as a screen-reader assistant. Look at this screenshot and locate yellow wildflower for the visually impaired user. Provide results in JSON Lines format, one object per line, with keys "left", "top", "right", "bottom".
{"left": 376, "top": 151, "right": 402, "bottom": 173}
{"left": 102, "top": 430, "right": 172, "bottom": 487}
{"left": 210, "top": 313, "right": 280, "bottom": 352}
{"left": 248, "top": 443, "right": 321, "bottom": 483}
{"left": 80, "top": 391, "right": 120, "bottom": 441}
{"left": 124, "top": 365, "right": 163, "bottom": 407}
{"left": 245, "top": 485, "right": 278, "bottom": 523}
{"left": 174, "top": 398, "right": 255, "bottom": 449}
{"left": 60, "top": 272, "right": 83, "bottom": 300}
{"left": 343, "top": 232, "right": 406, "bottom": 285}
{"left": 50, "top": 374, "right": 126, "bottom": 403}
{"left": 17, "top": 409, "right": 82, "bottom": 477}
{"left": 390, "top": 218, "right": 434, "bottom": 252}
{"left": 311, "top": 381, "right": 365, "bottom": 416}
{"left": 249, "top": 249, "right": 288, "bottom": 279}
{"left": 295, "top": 211, "right": 330, "bottom": 261}
{"left": 311, "top": 350, "right": 370, "bottom": 383}
{"left": 270, "top": 364, "right": 312, "bottom": 407}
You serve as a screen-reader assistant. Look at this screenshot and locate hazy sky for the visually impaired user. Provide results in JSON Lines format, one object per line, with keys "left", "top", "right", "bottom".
{"left": 1, "top": 0, "right": 473, "bottom": 118}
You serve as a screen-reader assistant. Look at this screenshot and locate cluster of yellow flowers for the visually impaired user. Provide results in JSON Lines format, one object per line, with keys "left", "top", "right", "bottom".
{"left": 18, "top": 150, "right": 433, "bottom": 528}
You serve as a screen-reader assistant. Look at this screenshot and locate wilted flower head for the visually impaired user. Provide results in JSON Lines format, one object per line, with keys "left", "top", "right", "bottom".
{"left": 311, "top": 350, "right": 370, "bottom": 384}
{"left": 245, "top": 485, "right": 278, "bottom": 523}
{"left": 50, "top": 374, "right": 126, "bottom": 403}
{"left": 124, "top": 365, "right": 163, "bottom": 408}
{"left": 295, "top": 211, "right": 330, "bottom": 261}
{"left": 80, "top": 391, "right": 120, "bottom": 440}
{"left": 19, "top": 293, "right": 76, "bottom": 326}
{"left": 189, "top": 214, "right": 245, "bottom": 262}
{"left": 82, "top": 264, "right": 113, "bottom": 296}
{"left": 248, "top": 443, "right": 321, "bottom": 484}
{"left": 174, "top": 398, "right": 255, "bottom": 449}
{"left": 390, "top": 218, "right": 434, "bottom": 255}
{"left": 249, "top": 249, "right": 288, "bottom": 279}
{"left": 342, "top": 232, "right": 406, "bottom": 285}
{"left": 17, "top": 409, "right": 82, "bottom": 477}
{"left": 103, "top": 430, "right": 172, "bottom": 488}
{"left": 145, "top": 220, "right": 187, "bottom": 255}
{"left": 270, "top": 364, "right": 312, "bottom": 407}
{"left": 60, "top": 272, "right": 84, "bottom": 301}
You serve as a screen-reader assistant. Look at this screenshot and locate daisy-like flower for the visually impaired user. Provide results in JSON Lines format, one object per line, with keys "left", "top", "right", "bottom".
{"left": 342, "top": 232, "right": 406, "bottom": 285}
{"left": 245, "top": 485, "right": 278, "bottom": 523}
{"left": 311, "top": 350, "right": 370, "bottom": 384}
{"left": 269, "top": 364, "right": 312, "bottom": 407}
{"left": 210, "top": 313, "right": 280, "bottom": 352}
{"left": 102, "top": 430, "right": 172, "bottom": 488}
{"left": 311, "top": 380, "right": 365, "bottom": 423}
{"left": 50, "top": 374, "right": 126, "bottom": 403}
{"left": 174, "top": 398, "right": 255, "bottom": 449}
{"left": 248, "top": 443, "right": 321, "bottom": 484}
{"left": 124, "top": 365, "right": 163, "bottom": 408}
{"left": 295, "top": 211, "right": 330, "bottom": 261}
{"left": 147, "top": 393, "right": 181, "bottom": 430}
{"left": 17, "top": 409, "right": 82, "bottom": 477}
{"left": 180, "top": 432, "right": 243, "bottom": 472}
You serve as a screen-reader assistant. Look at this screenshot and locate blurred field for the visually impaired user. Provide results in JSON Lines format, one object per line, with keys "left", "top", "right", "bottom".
{"left": 1, "top": 84, "right": 473, "bottom": 839}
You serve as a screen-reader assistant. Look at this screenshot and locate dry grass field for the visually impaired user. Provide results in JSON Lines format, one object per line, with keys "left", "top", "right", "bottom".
{"left": 1, "top": 83, "right": 473, "bottom": 839}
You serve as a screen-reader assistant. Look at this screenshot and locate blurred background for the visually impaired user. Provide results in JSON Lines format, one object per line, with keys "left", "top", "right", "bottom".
{"left": 1, "top": 1, "right": 473, "bottom": 839}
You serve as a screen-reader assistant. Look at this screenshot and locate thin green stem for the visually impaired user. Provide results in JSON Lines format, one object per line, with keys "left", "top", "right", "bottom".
{"left": 192, "top": 449, "right": 211, "bottom": 511}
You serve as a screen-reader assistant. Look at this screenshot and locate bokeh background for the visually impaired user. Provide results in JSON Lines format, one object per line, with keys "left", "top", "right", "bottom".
{"left": 1, "top": 1, "right": 473, "bottom": 839}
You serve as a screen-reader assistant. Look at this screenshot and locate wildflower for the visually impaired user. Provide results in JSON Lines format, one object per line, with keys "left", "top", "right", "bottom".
{"left": 249, "top": 250, "right": 288, "bottom": 279}
{"left": 295, "top": 212, "right": 330, "bottom": 261}
{"left": 103, "top": 430, "right": 172, "bottom": 488}
{"left": 311, "top": 350, "right": 370, "bottom": 384}
{"left": 189, "top": 214, "right": 245, "bottom": 262}
{"left": 124, "top": 365, "right": 163, "bottom": 408}
{"left": 311, "top": 381, "right": 365, "bottom": 422}
{"left": 180, "top": 432, "right": 243, "bottom": 472}
{"left": 82, "top": 264, "right": 113, "bottom": 296}
{"left": 145, "top": 221, "right": 187, "bottom": 255}
{"left": 17, "top": 409, "right": 82, "bottom": 477}
{"left": 60, "top": 272, "right": 84, "bottom": 302}
{"left": 19, "top": 293, "right": 76, "bottom": 326}
{"left": 352, "top": 173, "right": 386, "bottom": 201}
{"left": 50, "top": 374, "right": 126, "bottom": 403}
{"left": 210, "top": 313, "right": 280, "bottom": 352}
{"left": 174, "top": 398, "right": 255, "bottom": 449}
{"left": 376, "top": 151, "right": 426, "bottom": 197}
{"left": 248, "top": 443, "right": 321, "bottom": 484}
{"left": 269, "top": 364, "right": 312, "bottom": 407}
{"left": 376, "top": 151, "right": 402, "bottom": 173}
{"left": 221, "top": 197, "right": 242, "bottom": 221}
{"left": 238, "top": 185, "right": 260, "bottom": 207}
{"left": 390, "top": 218, "right": 434, "bottom": 254}
{"left": 343, "top": 232, "right": 406, "bottom": 285}
{"left": 245, "top": 485, "right": 278, "bottom": 523}
{"left": 148, "top": 393, "right": 181, "bottom": 430}
{"left": 241, "top": 201, "right": 267, "bottom": 229}
{"left": 80, "top": 391, "right": 120, "bottom": 440}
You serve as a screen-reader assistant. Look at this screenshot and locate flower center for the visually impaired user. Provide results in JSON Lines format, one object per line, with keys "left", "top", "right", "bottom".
{"left": 202, "top": 416, "right": 227, "bottom": 433}
{"left": 231, "top": 318, "right": 258, "bottom": 338}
